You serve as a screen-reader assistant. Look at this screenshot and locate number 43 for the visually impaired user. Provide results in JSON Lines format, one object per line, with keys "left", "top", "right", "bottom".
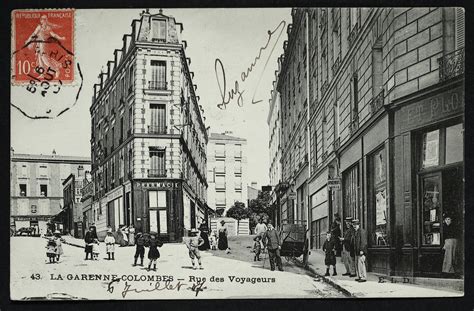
{"left": 30, "top": 273, "right": 40, "bottom": 280}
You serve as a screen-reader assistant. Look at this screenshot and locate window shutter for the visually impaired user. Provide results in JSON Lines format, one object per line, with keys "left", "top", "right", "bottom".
{"left": 455, "top": 7, "right": 465, "bottom": 49}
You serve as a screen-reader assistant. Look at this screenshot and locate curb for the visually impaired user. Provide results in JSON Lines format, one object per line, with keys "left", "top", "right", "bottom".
{"left": 293, "top": 258, "right": 355, "bottom": 298}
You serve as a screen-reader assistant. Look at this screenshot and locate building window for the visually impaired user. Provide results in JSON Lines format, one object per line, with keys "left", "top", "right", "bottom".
{"left": 40, "top": 184, "right": 48, "bottom": 197}
{"left": 216, "top": 191, "right": 226, "bottom": 206}
{"left": 421, "top": 129, "right": 440, "bottom": 168}
{"left": 150, "top": 60, "right": 166, "bottom": 90}
{"left": 19, "top": 184, "right": 27, "bottom": 196}
{"left": 152, "top": 19, "right": 166, "bottom": 42}
{"left": 149, "top": 148, "right": 166, "bottom": 177}
{"left": 445, "top": 124, "right": 463, "bottom": 164}
{"left": 149, "top": 103, "right": 166, "bottom": 134}
{"left": 350, "top": 72, "right": 359, "bottom": 128}
{"left": 120, "top": 117, "right": 124, "bottom": 142}
{"left": 343, "top": 163, "right": 360, "bottom": 225}
{"left": 215, "top": 159, "right": 225, "bottom": 174}
{"left": 333, "top": 100, "right": 340, "bottom": 140}
{"left": 215, "top": 143, "right": 225, "bottom": 157}
{"left": 234, "top": 144, "right": 242, "bottom": 158}
{"left": 20, "top": 165, "right": 28, "bottom": 177}
{"left": 31, "top": 205, "right": 37, "bottom": 214}
{"left": 455, "top": 7, "right": 465, "bottom": 49}
{"left": 234, "top": 175, "right": 242, "bottom": 190}
{"left": 128, "top": 65, "right": 135, "bottom": 93}
{"left": 128, "top": 148, "right": 133, "bottom": 177}
{"left": 234, "top": 160, "right": 242, "bottom": 174}
{"left": 370, "top": 147, "right": 388, "bottom": 246}
{"left": 39, "top": 165, "right": 47, "bottom": 177}
{"left": 128, "top": 107, "right": 133, "bottom": 136}
{"left": 372, "top": 39, "right": 383, "bottom": 98}
{"left": 149, "top": 190, "right": 167, "bottom": 209}
{"left": 215, "top": 175, "right": 226, "bottom": 190}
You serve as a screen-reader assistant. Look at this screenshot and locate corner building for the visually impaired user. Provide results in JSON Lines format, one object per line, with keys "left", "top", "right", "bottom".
{"left": 277, "top": 8, "right": 464, "bottom": 278}
{"left": 90, "top": 10, "right": 208, "bottom": 242}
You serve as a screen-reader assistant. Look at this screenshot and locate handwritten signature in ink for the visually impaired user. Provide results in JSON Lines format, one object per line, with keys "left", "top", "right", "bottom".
{"left": 215, "top": 20, "right": 286, "bottom": 110}
{"left": 107, "top": 278, "right": 207, "bottom": 298}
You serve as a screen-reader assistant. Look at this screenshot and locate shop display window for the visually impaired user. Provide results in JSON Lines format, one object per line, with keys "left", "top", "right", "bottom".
{"left": 371, "top": 147, "right": 388, "bottom": 246}
{"left": 422, "top": 175, "right": 441, "bottom": 245}
{"left": 421, "top": 130, "right": 439, "bottom": 168}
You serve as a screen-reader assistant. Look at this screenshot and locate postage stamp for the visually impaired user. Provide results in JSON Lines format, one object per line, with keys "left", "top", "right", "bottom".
{"left": 11, "top": 9, "right": 75, "bottom": 85}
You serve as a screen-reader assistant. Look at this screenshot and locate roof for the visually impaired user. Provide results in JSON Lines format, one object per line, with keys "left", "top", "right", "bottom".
{"left": 209, "top": 132, "right": 246, "bottom": 142}
{"left": 12, "top": 153, "right": 91, "bottom": 163}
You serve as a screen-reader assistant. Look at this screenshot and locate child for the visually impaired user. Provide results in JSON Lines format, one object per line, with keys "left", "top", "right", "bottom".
{"left": 92, "top": 239, "right": 100, "bottom": 260}
{"left": 253, "top": 235, "right": 262, "bottom": 261}
{"left": 184, "top": 228, "right": 204, "bottom": 270}
{"left": 322, "top": 231, "right": 337, "bottom": 276}
{"left": 146, "top": 232, "right": 163, "bottom": 271}
{"left": 209, "top": 230, "right": 218, "bottom": 250}
{"left": 133, "top": 232, "right": 145, "bottom": 266}
{"left": 53, "top": 230, "right": 63, "bottom": 262}
{"left": 46, "top": 238, "right": 57, "bottom": 263}
{"left": 104, "top": 229, "right": 116, "bottom": 260}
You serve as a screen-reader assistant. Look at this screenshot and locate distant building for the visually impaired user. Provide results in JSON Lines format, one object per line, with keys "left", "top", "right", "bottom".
{"left": 90, "top": 10, "right": 208, "bottom": 241}
{"left": 247, "top": 182, "right": 259, "bottom": 202}
{"left": 10, "top": 149, "right": 90, "bottom": 235}
{"left": 207, "top": 132, "right": 247, "bottom": 216}
{"left": 62, "top": 170, "right": 91, "bottom": 238}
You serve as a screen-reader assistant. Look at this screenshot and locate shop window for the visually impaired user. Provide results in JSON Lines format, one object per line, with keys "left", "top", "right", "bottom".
{"left": 370, "top": 147, "right": 388, "bottom": 246}
{"left": 421, "top": 130, "right": 440, "bottom": 168}
{"left": 149, "top": 191, "right": 166, "bottom": 209}
{"left": 40, "top": 184, "right": 48, "bottom": 197}
{"left": 421, "top": 175, "right": 441, "bottom": 245}
{"left": 343, "top": 164, "right": 360, "bottom": 224}
{"left": 19, "top": 184, "right": 27, "bottom": 196}
{"left": 445, "top": 124, "right": 463, "bottom": 164}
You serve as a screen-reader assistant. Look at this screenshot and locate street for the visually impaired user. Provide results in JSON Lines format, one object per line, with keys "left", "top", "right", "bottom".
{"left": 10, "top": 236, "right": 345, "bottom": 300}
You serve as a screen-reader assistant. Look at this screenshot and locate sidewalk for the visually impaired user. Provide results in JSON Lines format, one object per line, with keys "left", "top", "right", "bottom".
{"left": 298, "top": 249, "right": 463, "bottom": 298}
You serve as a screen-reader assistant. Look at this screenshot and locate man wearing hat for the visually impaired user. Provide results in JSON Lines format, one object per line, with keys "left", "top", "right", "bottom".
{"left": 340, "top": 217, "right": 356, "bottom": 277}
{"left": 133, "top": 232, "right": 146, "bottom": 266}
{"left": 263, "top": 223, "right": 283, "bottom": 271}
{"left": 351, "top": 219, "right": 368, "bottom": 282}
{"left": 330, "top": 213, "right": 342, "bottom": 257}
{"left": 185, "top": 228, "right": 205, "bottom": 270}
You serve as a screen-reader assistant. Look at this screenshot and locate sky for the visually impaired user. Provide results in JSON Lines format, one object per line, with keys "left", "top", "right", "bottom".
{"left": 11, "top": 8, "right": 291, "bottom": 187}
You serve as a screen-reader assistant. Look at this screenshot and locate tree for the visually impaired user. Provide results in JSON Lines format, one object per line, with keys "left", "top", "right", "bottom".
{"left": 226, "top": 201, "right": 250, "bottom": 229}
{"left": 248, "top": 190, "right": 272, "bottom": 230}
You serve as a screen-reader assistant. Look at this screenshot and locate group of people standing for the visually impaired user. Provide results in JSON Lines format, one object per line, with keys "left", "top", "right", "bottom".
{"left": 253, "top": 218, "right": 284, "bottom": 272}
{"left": 45, "top": 230, "right": 64, "bottom": 263}
{"left": 322, "top": 214, "right": 367, "bottom": 282}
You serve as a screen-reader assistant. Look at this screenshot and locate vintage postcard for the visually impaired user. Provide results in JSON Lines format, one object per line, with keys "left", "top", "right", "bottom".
{"left": 10, "top": 7, "right": 465, "bottom": 300}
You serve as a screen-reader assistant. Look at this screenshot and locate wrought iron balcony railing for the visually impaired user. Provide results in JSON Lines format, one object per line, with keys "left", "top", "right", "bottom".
{"left": 148, "top": 125, "right": 167, "bottom": 134}
{"left": 148, "top": 169, "right": 167, "bottom": 177}
{"left": 438, "top": 48, "right": 465, "bottom": 82}
{"left": 148, "top": 80, "right": 167, "bottom": 90}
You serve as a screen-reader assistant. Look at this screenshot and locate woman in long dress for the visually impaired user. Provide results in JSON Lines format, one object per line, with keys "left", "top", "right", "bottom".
{"left": 198, "top": 223, "right": 210, "bottom": 251}
{"left": 217, "top": 220, "right": 228, "bottom": 250}
{"left": 442, "top": 215, "right": 458, "bottom": 276}
{"left": 24, "top": 15, "right": 66, "bottom": 78}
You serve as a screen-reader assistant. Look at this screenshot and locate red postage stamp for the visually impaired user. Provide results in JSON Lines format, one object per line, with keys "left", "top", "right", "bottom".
{"left": 12, "top": 9, "right": 75, "bottom": 85}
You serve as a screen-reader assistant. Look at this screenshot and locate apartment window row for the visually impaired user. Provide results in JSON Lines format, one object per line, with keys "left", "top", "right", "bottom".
{"left": 18, "top": 184, "right": 48, "bottom": 197}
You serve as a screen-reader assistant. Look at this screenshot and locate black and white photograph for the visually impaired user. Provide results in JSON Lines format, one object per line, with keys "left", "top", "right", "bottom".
{"left": 9, "top": 7, "right": 465, "bottom": 300}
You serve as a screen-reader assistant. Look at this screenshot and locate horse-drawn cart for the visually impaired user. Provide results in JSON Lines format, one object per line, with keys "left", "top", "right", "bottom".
{"left": 279, "top": 221, "right": 310, "bottom": 264}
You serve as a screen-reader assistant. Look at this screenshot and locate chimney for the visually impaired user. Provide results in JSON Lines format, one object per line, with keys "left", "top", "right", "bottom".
{"left": 52, "top": 149, "right": 57, "bottom": 156}
{"left": 78, "top": 165, "right": 84, "bottom": 178}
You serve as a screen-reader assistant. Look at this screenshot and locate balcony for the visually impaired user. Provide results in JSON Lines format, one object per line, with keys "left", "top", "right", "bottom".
{"left": 148, "top": 125, "right": 167, "bottom": 134}
{"left": 438, "top": 48, "right": 465, "bottom": 82}
{"left": 370, "top": 89, "right": 385, "bottom": 115}
{"left": 148, "top": 169, "right": 167, "bottom": 177}
{"left": 148, "top": 80, "right": 167, "bottom": 90}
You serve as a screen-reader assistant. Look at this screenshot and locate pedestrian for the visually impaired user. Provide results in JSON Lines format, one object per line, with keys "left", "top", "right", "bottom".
{"left": 120, "top": 225, "right": 129, "bottom": 247}
{"left": 198, "top": 222, "right": 210, "bottom": 251}
{"left": 92, "top": 238, "right": 100, "bottom": 260}
{"left": 84, "top": 225, "right": 98, "bottom": 260}
{"left": 209, "top": 230, "right": 218, "bottom": 250}
{"left": 104, "top": 229, "right": 116, "bottom": 260}
{"left": 53, "top": 230, "right": 63, "bottom": 262}
{"left": 442, "top": 214, "right": 459, "bottom": 277}
{"left": 217, "top": 220, "right": 228, "bottom": 250}
{"left": 185, "top": 228, "right": 204, "bottom": 270}
{"left": 46, "top": 238, "right": 57, "bottom": 263}
{"left": 330, "top": 213, "right": 342, "bottom": 257}
{"left": 254, "top": 218, "right": 267, "bottom": 249}
{"left": 340, "top": 217, "right": 356, "bottom": 277}
{"left": 263, "top": 223, "right": 283, "bottom": 271}
{"left": 322, "top": 231, "right": 337, "bottom": 276}
{"left": 253, "top": 235, "right": 262, "bottom": 261}
{"left": 133, "top": 232, "right": 145, "bottom": 266}
{"left": 146, "top": 232, "right": 163, "bottom": 271}
{"left": 128, "top": 225, "right": 136, "bottom": 246}
{"left": 351, "top": 219, "right": 367, "bottom": 282}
